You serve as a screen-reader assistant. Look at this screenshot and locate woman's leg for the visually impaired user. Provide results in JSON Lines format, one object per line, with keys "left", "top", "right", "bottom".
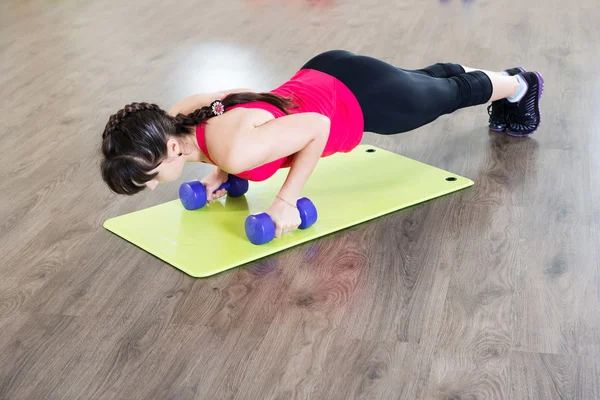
{"left": 407, "top": 64, "right": 514, "bottom": 79}
{"left": 406, "top": 63, "right": 465, "bottom": 78}
{"left": 412, "top": 64, "right": 521, "bottom": 101}
{"left": 302, "top": 51, "right": 542, "bottom": 136}
{"left": 304, "top": 51, "right": 466, "bottom": 79}
{"left": 462, "top": 66, "right": 506, "bottom": 76}
{"left": 482, "top": 73, "right": 521, "bottom": 102}
{"left": 313, "top": 53, "right": 525, "bottom": 134}
{"left": 314, "top": 54, "right": 495, "bottom": 134}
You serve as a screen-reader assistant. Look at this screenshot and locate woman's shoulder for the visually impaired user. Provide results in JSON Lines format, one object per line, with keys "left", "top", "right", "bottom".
{"left": 203, "top": 107, "right": 275, "bottom": 167}
{"left": 207, "top": 107, "right": 275, "bottom": 135}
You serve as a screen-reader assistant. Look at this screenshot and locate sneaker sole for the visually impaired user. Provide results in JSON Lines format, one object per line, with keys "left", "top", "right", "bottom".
{"left": 489, "top": 67, "right": 526, "bottom": 133}
{"left": 505, "top": 71, "right": 544, "bottom": 137}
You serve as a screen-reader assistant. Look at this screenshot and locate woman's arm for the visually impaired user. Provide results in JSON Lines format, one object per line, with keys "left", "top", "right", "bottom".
{"left": 215, "top": 112, "right": 331, "bottom": 238}
{"left": 269, "top": 133, "right": 328, "bottom": 238}
{"left": 219, "top": 112, "right": 331, "bottom": 199}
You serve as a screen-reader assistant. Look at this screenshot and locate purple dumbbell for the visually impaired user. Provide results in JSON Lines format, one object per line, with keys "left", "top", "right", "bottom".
{"left": 179, "top": 175, "right": 249, "bottom": 210}
{"left": 244, "top": 197, "right": 318, "bottom": 245}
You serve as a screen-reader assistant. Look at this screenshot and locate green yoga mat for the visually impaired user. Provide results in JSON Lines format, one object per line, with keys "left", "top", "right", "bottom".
{"left": 103, "top": 145, "right": 473, "bottom": 277}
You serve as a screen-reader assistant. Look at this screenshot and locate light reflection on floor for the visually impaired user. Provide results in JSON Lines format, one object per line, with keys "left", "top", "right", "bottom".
{"left": 172, "top": 42, "right": 275, "bottom": 94}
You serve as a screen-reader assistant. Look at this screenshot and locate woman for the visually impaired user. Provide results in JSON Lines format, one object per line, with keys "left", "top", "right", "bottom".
{"left": 101, "top": 50, "right": 544, "bottom": 238}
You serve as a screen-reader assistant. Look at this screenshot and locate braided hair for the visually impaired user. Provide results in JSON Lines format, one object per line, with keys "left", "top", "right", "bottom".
{"left": 100, "top": 92, "right": 296, "bottom": 195}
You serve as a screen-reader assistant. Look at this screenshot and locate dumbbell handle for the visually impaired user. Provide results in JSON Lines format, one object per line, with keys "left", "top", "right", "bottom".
{"left": 214, "top": 180, "right": 231, "bottom": 194}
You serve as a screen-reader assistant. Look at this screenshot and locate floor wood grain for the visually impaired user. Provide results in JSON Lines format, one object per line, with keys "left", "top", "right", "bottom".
{"left": 1, "top": 0, "right": 599, "bottom": 399}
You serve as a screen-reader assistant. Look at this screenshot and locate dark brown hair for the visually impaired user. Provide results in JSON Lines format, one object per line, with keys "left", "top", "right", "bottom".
{"left": 100, "top": 92, "right": 296, "bottom": 195}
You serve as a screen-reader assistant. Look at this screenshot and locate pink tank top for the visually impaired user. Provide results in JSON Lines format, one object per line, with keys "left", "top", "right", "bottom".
{"left": 195, "top": 68, "right": 364, "bottom": 182}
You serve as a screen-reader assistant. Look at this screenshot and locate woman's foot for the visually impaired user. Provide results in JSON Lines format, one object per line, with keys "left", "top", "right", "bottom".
{"left": 487, "top": 67, "right": 527, "bottom": 132}
{"left": 505, "top": 71, "right": 545, "bottom": 136}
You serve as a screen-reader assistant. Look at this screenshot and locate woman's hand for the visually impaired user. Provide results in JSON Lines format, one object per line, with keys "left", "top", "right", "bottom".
{"left": 201, "top": 167, "right": 229, "bottom": 202}
{"left": 267, "top": 196, "right": 302, "bottom": 238}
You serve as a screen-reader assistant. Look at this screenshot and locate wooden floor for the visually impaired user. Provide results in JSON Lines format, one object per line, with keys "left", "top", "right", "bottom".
{"left": 1, "top": 0, "right": 599, "bottom": 398}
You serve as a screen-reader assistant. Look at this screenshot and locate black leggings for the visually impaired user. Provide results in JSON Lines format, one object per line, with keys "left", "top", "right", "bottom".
{"left": 301, "top": 50, "right": 493, "bottom": 134}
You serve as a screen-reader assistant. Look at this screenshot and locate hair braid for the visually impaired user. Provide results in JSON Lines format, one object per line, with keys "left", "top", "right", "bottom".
{"left": 102, "top": 102, "right": 165, "bottom": 140}
{"left": 173, "top": 106, "right": 214, "bottom": 135}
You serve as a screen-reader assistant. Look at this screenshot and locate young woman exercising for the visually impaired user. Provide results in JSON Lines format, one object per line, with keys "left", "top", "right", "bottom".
{"left": 101, "top": 50, "right": 544, "bottom": 238}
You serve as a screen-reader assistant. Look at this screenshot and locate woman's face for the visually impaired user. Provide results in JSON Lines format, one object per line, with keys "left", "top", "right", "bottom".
{"left": 144, "top": 137, "right": 187, "bottom": 190}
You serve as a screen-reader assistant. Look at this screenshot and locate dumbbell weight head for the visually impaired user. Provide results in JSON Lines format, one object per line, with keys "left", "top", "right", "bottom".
{"left": 179, "top": 181, "right": 208, "bottom": 210}
{"left": 226, "top": 175, "right": 249, "bottom": 198}
{"left": 244, "top": 197, "right": 317, "bottom": 245}
{"left": 179, "top": 175, "right": 249, "bottom": 211}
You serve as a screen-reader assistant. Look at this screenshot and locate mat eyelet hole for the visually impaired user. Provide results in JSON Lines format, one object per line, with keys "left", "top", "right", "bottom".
{"left": 366, "top": 149, "right": 376, "bottom": 153}
{"left": 446, "top": 177, "right": 457, "bottom": 181}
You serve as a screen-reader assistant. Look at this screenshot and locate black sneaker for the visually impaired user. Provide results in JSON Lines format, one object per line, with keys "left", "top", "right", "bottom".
{"left": 487, "top": 67, "right": 526, "bottom": 132}
{"left": 505, "top": 71, "right": 545, "bottom": 137}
